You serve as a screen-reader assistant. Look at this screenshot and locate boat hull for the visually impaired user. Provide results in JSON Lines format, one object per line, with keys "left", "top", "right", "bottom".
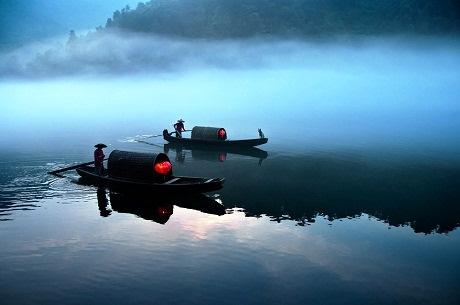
{"left": 164, "top": 130, "right": 268, "bottom": 147}
{"left": 76, "top": 165, "right": 224, "bottom": 194}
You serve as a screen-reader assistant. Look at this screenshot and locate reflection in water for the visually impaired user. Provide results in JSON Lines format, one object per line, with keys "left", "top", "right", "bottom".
{"left": 163, "top": 143, "right": 268, "bottom": 165}
{"left": 96, "top": 187, "right": 112, "bottom": 217}
{"left": 96, "top": 187, "right": 225, "bottom": 224}
{"left": 213, "top": 153, "right": 460, "bottom": 234}
{"left": 0, "top": 140, "right": 459, "bottom": 305}
{"left": 109, "top": 190, "right": 174, "bottom": 224}
{"left": 0, "top": 147, "right": 459, "bottom": 234}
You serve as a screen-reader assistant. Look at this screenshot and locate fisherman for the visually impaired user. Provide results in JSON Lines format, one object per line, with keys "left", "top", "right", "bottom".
{"left": 94, "top": 143, "right": 106, "bottom": 175}
{"left": 173, "top": 119, "right": 185, "bottom": 138}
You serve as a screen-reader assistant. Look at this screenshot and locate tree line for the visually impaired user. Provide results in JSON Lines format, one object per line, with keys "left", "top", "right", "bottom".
{"left": 99, "top": 0, "right": 460, "bottom": 39}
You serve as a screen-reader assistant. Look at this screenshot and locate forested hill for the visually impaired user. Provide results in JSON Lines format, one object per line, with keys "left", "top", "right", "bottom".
{"left": 102, "top": 0, "right": 460, "bottom": 38}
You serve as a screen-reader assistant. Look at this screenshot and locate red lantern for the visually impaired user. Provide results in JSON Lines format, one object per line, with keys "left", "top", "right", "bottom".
{"left": 154, "top": 161, "right": 172, "bottom": 175}
{"left": 218, "top": 128, "right": 227, "bottom": 140}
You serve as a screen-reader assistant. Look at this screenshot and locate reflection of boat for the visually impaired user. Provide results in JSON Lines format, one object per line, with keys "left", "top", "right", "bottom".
{"left": 78, "top": 165, "right": 224, "bottom": 193}
{"left": 109, "top": 190, "right": 174, "bottom": 224}
{"left": 164, "top": 143, "right": 268, "bottom": 162}
{"left": 96, "top": 188, "right": 226, "bottom": 224}
{"left": 163, "top": 129, "right": 268, "bottom": 147}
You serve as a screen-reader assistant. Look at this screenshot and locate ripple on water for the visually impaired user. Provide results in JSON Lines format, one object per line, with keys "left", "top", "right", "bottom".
{"left": 0, "top": 160, "right": 96, "bottom": 221}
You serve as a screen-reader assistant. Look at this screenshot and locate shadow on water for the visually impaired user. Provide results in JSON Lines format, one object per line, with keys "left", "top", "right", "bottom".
{"left": 96, "top": 187, "right": 226, "bottom": 224}
{"left": 163, "top": 143, "right": 268, "bottom": 164}
{"left": 130, "top": 142, "right": 460, "bottom": 234}
{"left": 211, "top": 152, "right": 460, "bottom": 234}
{"left": 1, "top": 147, "right": 460, "bottom": 234}
{"left": 135, "top": 139, "right": 268, "bottom": 164}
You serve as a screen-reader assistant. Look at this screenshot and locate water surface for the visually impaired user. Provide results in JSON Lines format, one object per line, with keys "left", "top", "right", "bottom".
{"left": 1, "top": 47, "right": 460, "bottom": 304}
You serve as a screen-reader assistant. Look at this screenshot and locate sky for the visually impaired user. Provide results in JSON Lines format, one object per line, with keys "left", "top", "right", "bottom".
{"left": 0, "top": 0, "right": 140, "bottom": 47}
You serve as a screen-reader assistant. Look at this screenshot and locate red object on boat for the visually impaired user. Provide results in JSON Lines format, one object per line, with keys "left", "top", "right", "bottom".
{"left": 154, "top": 161, "right": 172, "bottom": 175}
{"left": 218, "top": 128, "right": 227, "bottom": 140}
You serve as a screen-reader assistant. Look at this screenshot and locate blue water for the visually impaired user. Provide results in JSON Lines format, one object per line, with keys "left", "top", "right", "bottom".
{"left": 1, "top": 44, "right": 460, "bottom": 304}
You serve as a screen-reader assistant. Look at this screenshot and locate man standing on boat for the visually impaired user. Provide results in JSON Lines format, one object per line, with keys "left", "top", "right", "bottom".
{"left": 173, "top": 119, "right": 185, "bottom": 138}
{"left": 94, "top": 143, "right": 106, "bottom": 175}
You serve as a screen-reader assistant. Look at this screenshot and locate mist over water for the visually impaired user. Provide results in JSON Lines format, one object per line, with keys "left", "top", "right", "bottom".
{"left": 1, "top": 35, "right": 460, "bottom": 305}
{"left": 1, "top": 37, "right": 459, "bottom": 159}
{"left": 1, "top": 31, "right": 460, "bottom": 76}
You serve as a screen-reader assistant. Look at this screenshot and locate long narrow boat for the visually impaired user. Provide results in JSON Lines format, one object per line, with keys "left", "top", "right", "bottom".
{"left": 76, "top": 165, "right": 224, "bottom": 193}
{"left": 163, "top": 129, "right": 268, "bottom": 147}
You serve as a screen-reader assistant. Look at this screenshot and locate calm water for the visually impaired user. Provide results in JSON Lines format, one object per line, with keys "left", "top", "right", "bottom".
{"left": 1, "top": 49, "right": 460, "bottom": 304}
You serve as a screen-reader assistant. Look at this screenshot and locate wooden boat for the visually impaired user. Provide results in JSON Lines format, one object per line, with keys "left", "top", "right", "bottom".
{"left": 163, "top": 129, "right": 268, "bottom": 147}
{"left": 76, "top": 165, "right": 224, "bottom": 193}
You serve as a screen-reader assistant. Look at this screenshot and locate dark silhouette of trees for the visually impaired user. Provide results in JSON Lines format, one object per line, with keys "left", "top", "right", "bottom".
{"left": 99, "top": 0, "right": 460, "bottom": 39}
{"left": 106, "top": 18, "right": 113, "bottom": 28}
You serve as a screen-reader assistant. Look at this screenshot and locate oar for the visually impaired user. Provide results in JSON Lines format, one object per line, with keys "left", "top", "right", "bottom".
{"left": 140, "top": 130, "right": 191, "bottom": 139}
{"left": 141, "top": 134, "right": 163, "bottom": 139}
{"left": 135, "top": 140, "right": 164, "bottom": 148}
{"left": 48, "top": 159, "right": 108, "bottom": 176}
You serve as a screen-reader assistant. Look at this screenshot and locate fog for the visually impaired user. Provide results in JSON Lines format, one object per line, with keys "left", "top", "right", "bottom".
{"left": 1, "top": 31, "right": 459, "bottom": 78}
{"left": 1, "top": 34, "right": 459, "bottom": 164}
